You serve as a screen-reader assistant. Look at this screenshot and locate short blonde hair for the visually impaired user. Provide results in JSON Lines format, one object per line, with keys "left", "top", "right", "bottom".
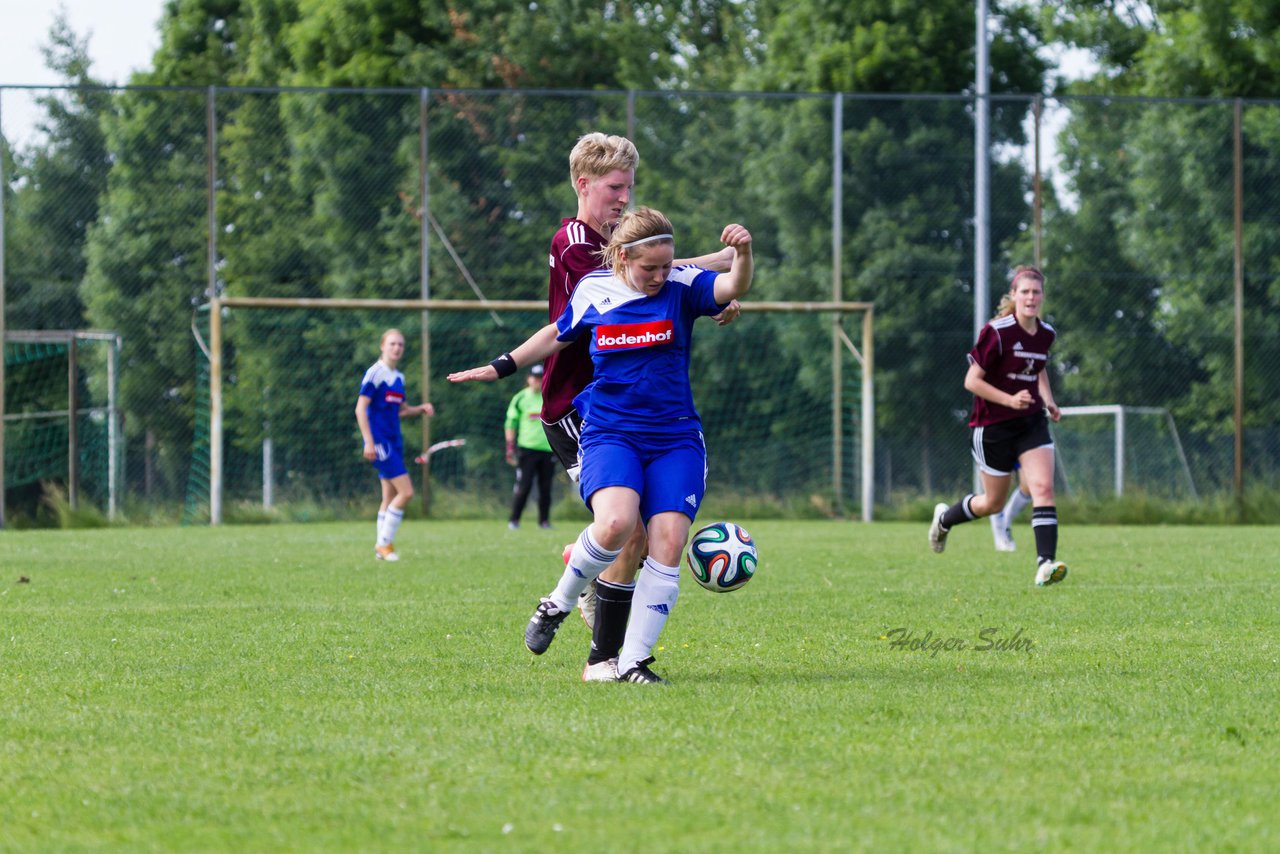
{"left": 380, "top": 328, "right": 404, "bottom": 347}
{"left": 995, "top": 266, "right": 1045, "bottom": 318}
{"left": 569, "top": 133, "right": 639, "bottom": 188}
{"left": 599, "top": 206, "right": 675, "bottom": 278}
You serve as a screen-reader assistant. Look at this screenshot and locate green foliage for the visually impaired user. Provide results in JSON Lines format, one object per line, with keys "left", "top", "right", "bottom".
{"left": 2, "top": 522, "right": 1278, "bottom": 848}
{"left": 9, "top": 0, "right": 1280, "bottom": 517}
{"left": 1022, "top": 2, "right": 1280, "bottom": 472}
{"left": 4, "top": 13, "right": 112, "bottom": 329}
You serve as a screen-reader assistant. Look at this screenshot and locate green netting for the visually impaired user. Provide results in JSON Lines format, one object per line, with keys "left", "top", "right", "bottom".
{"left": 182, "top": 339, "right": 212, "bottom": 526}
{"left": 1051, "top": 409, "right": 1198, "bottom": 500}
{"left": 3, "top": 338, "right": 113, "bottom": 505}
{"left": 6, "top": 341, "right": 68, "bottom": 367}
{"left": 192, "top": 304, "right": 871, "bottom": 518}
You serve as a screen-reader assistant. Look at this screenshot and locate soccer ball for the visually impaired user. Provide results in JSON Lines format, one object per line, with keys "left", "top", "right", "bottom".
{"left": 686, "top": 522, "right": 757, "bottom": 592}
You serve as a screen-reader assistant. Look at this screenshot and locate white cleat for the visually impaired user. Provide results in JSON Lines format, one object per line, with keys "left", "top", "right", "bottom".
{"left": 375, "top": 544, "right": 400, "bottom": 562}
{"left": 991, "top": 515, "right": 1017, "bottom": 552}
{"left": 928, "top": 503, "right": 949, "bottom": 553}
{"left": 582, "top": 658, "right": 619, "bottom": 682}
{"left": 1035, "top": 560, "right": 1068, "bottom": 586}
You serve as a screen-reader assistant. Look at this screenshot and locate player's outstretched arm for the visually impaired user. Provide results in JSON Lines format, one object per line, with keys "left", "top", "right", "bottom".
{"left": 712, "top": 224, "right": 754, "bottom": 304}
{"left": 676, "top": 245, "right": 734, "bottom": 272}
{"left": 401, "top": 402, "right": 435, "bottom": 419}
{"left": 447, "top": 323, "right": 566, "bottom": 384}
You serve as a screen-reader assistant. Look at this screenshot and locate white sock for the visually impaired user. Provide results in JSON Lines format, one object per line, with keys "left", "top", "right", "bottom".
{"left": 548, "top": 527, "right": 621, "bottom": 611}
{"left": 376, "top": 511, "right": 386, "bottom": 545}
{"left": 1003, "top": 488, "right": 1032, "bottom": 527}
{"left": 378, "top": 507, "right": 404, "bottom": 547}
{"left": 618, "top": 557, "right": 680, "bottom": 675}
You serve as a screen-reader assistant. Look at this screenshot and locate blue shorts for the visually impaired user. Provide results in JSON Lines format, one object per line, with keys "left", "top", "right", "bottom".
{"left": 372, "top": 439, "right": 408, "bottom": 480}
{"left": 578, "top": 428, "right": 707, "bottom": 523}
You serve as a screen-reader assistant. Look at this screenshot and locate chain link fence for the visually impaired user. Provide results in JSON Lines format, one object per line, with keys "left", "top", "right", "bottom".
{"left": 3, "top": 86, "right": 1278, "bottom": 524}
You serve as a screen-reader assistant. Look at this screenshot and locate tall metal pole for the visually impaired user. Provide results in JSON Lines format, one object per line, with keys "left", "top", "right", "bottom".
{"left": 108, "top": 336, "right": 119, "bottom": 520}
{"left": 207, "top": 87, "right": 222, "bottom": 524}
{"left": 973, "top": 0, "right": 991, "bottom": 495}
{"left": 210, "top": 299, "right": 223, "bottom": 525}
{"left": 974, "top": 0, "right": 991, "bottom": 338}
{"left": 1233, "top": 99, "right": 1245, "bottom": 511}
{"left": 419, "top": 88, "right": 433, "bottom": 515}
{"left": 68, "top": 337, "right": 79, "bottom": 509}
{"left": 861, "top": 309, "right": 875, "bottom": 522}
{"left": 0, "top": 89, "right": 7, "bottom": 528}
{"left": 831, "top": 94, "right": 845, "bottom": 514}
{"left": 1033, "top": 95, "right": 1043, "bottom": 267}
{"left": 207, "top": 87, "right": 218, "bottom": 303}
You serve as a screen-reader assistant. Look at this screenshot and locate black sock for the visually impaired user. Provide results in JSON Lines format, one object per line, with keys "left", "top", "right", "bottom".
{"left": 940, "top": 494, "right": 976, "bottom": 529}
{"left": 1032, "top": 505, "right": 1058, "bottom": 563}
{"left": 587, "top": 578, "right": 635, "bottom": 664}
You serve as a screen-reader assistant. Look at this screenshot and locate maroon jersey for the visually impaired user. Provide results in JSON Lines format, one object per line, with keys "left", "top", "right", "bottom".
{"left": 542, "top": 218, "right": 608, "bottom": 422}
{"left": 966, "top": 314, "right": 1057, "bottom": 427}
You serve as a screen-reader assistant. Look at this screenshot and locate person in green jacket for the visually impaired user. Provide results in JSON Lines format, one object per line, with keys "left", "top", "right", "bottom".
{"left": 506, "top": 364, "right": 556, "bottom": 529}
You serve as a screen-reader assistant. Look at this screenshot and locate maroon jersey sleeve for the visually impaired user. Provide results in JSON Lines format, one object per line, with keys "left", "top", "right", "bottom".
{"left": 541, "top": 219, "right": 607, "bottom": 423}
{"left": 966, "top": 318, "right": 1056, "bottom": 427}
{"left": 967, "top": 323, "right": 1003, "bottom": 374}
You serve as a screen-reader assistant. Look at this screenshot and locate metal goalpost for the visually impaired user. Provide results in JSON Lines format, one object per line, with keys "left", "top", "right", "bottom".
{"left": 0, "top": 329, "right": 124, "bottom": 522}
{"left": 1056, "top": 404, "right": 1198, "bottom": 499}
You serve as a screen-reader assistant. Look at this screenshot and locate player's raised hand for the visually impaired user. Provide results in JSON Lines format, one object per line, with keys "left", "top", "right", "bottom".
{"left": 713, "top": 299, "right": 742, "bottom": 326}
{"left": 720, "top": 223, "right": 752, "bottom": 249}
{"left": 448, "top": 366, "right": 499, "bottom": 383}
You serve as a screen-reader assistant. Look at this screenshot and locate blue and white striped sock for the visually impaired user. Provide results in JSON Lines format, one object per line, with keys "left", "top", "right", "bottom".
{"left": 548, "top": 526, "right": 621, "bottom": 612}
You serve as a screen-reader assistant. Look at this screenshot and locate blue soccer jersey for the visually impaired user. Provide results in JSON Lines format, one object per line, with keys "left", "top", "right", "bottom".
{"left": 555, "top": 265, "right": 727, "bottom": 436}
{"left": 358, "top": 361, "right": 406, "bottom": 445}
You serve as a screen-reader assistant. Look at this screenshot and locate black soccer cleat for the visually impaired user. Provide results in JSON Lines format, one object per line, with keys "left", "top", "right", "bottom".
{"left": 524, "top": 597, "right": 571, "bottom": 655}
{"left": 619, "top": 656, "right": 668, "bottom": 684}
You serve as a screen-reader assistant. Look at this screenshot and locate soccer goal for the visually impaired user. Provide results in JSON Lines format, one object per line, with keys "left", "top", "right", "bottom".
{"left": 1053, "top": 404, "right": 1198, "bottom": 499}
{"left": 195, "top": 296, "right": 875, "bottom": 524}
{"left": 1, "top": 330, "right": 123, "bottom": 525}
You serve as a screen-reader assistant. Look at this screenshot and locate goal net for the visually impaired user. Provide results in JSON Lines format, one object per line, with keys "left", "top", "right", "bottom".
{"left": 188, "top": 298, "right": 874, "bottom": 523}
{"left": 2, "top": 331, "right": 122, "bottom": 522}
{"left": 1052, "top": 405, "right": 1198, "bottom": 500}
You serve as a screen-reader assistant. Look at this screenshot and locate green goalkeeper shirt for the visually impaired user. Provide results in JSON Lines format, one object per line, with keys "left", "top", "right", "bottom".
{"left": 505, "top": 387, "right": 552, "bottom": 452}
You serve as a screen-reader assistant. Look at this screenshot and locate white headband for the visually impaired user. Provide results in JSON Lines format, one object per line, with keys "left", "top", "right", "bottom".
{"left": 621, "top": 233, "right": 673, "bottom": 249}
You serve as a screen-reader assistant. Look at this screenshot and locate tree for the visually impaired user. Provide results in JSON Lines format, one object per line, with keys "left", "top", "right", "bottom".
{"left": 5, "top": 12, "right": 113, "bottom": 330}
{"left": 1034, "top": 0, "right": 1280, "bottom": 489}
{"left": 728, "top": 0, "right": 1050, "bottom": 495}
{"left": 81, "top": 0, "right": 246, "bottom": 502}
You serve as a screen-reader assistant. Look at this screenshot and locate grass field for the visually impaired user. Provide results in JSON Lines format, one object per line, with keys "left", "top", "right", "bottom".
{"left": 2, "top": 520, "right": 1277, "bottom": 851}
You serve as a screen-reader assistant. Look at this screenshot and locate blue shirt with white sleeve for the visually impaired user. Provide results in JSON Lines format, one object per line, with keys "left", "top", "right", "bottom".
{"left": 555, "top": 265, "right": 727, "bottom": 436}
